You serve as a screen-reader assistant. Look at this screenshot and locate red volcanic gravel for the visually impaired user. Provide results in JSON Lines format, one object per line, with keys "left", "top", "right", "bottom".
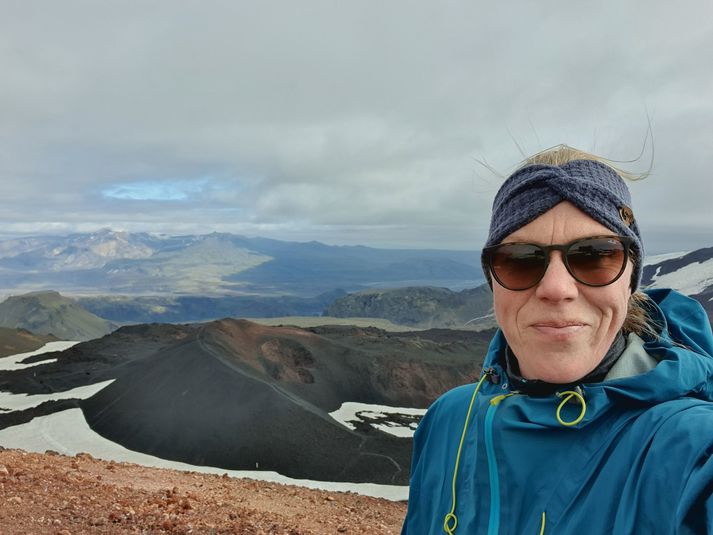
{"left": 0, "top": 449, "right": 407, "bottom": 534}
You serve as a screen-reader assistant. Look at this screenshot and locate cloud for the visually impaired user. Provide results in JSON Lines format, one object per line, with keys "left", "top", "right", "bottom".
{"left": 0, "top": 1, "right": 712, "bottom": 250}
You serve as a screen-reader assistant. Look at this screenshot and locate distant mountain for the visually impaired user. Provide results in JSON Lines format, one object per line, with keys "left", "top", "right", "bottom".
{"left": 0, "top": 291, "right": 114, "bottom": 341}
{"left": 0, "top": 230, "right": 482, "bottom": 296}
{"left": 0, "top": 320, "right": 494, "bottom": 485}
{"left": 0, "top": 230, "right": 271, "bottom": 296}
{"left": 324, "top": 284, "right": 495, "bottom": 329}
{"left": 0, "top": 327, "right": 57, "bottom": 357}
{"left": 0, "top": 228, "right": 156, "bottom": 270}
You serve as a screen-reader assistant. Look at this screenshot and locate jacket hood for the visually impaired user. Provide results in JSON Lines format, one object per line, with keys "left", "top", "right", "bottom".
{"left": 482, "top": 289, "right": 713, "bottom": 425}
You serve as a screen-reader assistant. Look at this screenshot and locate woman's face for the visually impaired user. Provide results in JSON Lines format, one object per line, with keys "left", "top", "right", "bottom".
{"left": 492, "top": 201, "right": 633, "bottom": 384}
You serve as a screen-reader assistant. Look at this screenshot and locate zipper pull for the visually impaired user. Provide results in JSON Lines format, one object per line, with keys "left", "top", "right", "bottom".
{"left": 483, "top": 367, "right": 500, "bottom": 384}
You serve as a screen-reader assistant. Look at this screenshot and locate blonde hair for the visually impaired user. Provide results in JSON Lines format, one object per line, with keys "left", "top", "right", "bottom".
{"left": 523, "top": 144, "right": 649, "bottom": 181}
{"left": 525, "top": 144, "right": 657, "bottom": 339}
{"left": 623, "top": 291, "right": 661, "bottom": 339}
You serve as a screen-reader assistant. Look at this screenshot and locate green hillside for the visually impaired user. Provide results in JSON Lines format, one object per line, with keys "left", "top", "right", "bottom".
{"left": 324, "top": 284, "right": 494, "bottom": 329}
{"left": 0, "top": 291, "right": 114, "bottom": 341}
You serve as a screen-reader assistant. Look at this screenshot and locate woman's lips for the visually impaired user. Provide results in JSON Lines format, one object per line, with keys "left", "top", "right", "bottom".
{"left": 531, "top": 323, "right": 586, "bottom": 337}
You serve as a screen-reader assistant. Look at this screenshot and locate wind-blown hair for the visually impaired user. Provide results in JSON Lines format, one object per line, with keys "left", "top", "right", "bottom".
{"left": 523, "top": 144, "right": 649, "bottom": 181}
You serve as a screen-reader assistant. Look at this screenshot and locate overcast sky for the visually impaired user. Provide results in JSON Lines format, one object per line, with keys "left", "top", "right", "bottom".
{"left": 1, "top": 1, "right": 712, "bottom": 254}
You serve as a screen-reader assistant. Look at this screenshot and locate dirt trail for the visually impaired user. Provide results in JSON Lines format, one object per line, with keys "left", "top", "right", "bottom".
{"left": 0, "top": 448, "right": 407, "bottom": 534}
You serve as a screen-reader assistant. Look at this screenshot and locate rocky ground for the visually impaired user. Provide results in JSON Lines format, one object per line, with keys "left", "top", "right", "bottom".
{"left": 0, "top": 448, "right": 407, "bottom": 534}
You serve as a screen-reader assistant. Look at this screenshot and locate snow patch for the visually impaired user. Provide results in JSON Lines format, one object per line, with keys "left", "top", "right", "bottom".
{"left": 0, "top": 408, "right": 408, "bottom": 501}
{"left": 0, "top": 341, "right": 80, "bottom": 371}
{"left": 0, "top": 380, "right": 114, "bottom": 411}
{"left": 647, "top": 258, "right": 713, "bottom": 296}
{"left": 330, "top": 402, "right": 426, "bottom": 438}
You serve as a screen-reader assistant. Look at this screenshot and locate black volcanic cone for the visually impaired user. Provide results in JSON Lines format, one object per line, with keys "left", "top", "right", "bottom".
{"left": 2, "top": 319, "right": 487, "bottom": 485}
{"left": 80, "top": 327, "right": 412, "bottom": 484}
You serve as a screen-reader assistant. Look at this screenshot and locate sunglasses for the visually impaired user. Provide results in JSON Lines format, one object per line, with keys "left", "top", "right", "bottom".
{"left": 483, "top": 235, "right": 635, "bottom": 291}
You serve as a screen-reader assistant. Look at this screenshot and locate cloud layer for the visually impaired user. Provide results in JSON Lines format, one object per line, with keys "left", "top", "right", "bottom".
{"left": 1, "top": 1, "right": 712, "bottom": 251}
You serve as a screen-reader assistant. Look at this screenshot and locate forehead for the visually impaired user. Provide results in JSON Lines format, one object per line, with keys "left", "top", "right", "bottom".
{"left": 504, "top": 201, "right": 612, "bottom": 244}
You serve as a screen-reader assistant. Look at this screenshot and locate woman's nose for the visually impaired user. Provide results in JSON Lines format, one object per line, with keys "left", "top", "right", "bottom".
{"left": 534, "top": 251, "right": 579, "bottom": 301}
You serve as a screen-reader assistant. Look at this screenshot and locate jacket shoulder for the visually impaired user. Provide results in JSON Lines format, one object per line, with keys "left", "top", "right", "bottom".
{"left": 412, "top": 378, "right": 500, "bottom": 462}
{"left": 644, "top": 288, "right": 713, "bottom": 358}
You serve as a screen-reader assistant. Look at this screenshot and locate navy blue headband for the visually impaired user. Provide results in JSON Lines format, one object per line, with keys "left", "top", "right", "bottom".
{"left": 482, "top": 159, "right": 643, "bottom": 290}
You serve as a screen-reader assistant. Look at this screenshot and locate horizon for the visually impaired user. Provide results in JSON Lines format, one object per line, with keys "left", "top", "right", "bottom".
{"left": 0, "top": 226, "right": 709, "bottom": 257}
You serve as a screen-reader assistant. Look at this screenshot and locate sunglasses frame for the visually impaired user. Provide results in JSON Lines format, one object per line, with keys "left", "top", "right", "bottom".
{"left": 483, "top": 235, "right": 636, "bottom": 291}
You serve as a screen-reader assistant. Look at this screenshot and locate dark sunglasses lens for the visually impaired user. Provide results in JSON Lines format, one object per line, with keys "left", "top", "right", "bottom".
{"left": 567, "top": 237, "right": 626, "bottom": 285}
{"left": 491, "top": 243, "right": 546, "bottom": 290}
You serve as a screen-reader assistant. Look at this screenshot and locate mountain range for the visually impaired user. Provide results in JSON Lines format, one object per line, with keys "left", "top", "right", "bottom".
{"left": 1, "top": 230, "right": 709, "bottom": 330}
{"left": 0, "top": 229, "right": 482, "bottom": 297}
{"left": 0, "top": 244, "right": 710, "bottom": 334}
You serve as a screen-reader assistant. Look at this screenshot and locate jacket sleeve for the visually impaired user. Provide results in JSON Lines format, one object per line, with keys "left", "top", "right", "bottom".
{"left": 677, "top": 450, "right": 713, "bottom": 534}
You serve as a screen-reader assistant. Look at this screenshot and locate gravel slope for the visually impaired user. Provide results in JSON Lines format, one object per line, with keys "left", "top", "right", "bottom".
{"left": 0, "top": 448, "right": 407, "bottom": 534}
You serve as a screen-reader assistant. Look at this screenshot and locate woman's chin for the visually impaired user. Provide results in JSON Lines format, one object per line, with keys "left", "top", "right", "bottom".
{"left": 513, "top": 338, "right": 607, "bottom": 384}
{"left": 519, "top": 358, "right": 597, "bottom": 384}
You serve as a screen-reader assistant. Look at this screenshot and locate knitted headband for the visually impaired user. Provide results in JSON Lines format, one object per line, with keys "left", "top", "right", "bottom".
{"left": 482, "top": 159, "right": 643, "bottom": 290}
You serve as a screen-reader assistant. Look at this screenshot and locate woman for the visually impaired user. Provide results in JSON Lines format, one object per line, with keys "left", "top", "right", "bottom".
{"left": 402, "top": 146, "right": 713, "bottom": 534}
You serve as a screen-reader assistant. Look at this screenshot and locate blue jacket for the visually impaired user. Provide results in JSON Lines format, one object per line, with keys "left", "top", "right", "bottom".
{"left": 402, "top": 289, "right": 713, "bottom": 534}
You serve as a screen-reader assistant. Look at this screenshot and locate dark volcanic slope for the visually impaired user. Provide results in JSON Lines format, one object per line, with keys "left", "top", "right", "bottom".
{"left": 1, "top": 319, "right": 491, "bottom": 485}
{"left": 82, "top": 320, "right": 491, "bottom": 484}
{"left": 203, "top": 320, "right": 493, "bottom": 409}
{"left": 0, "top": 322, "right": 194, "bottom": 395}
{"left": 83, "top": 335, "right": 410, "bottom": 484}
